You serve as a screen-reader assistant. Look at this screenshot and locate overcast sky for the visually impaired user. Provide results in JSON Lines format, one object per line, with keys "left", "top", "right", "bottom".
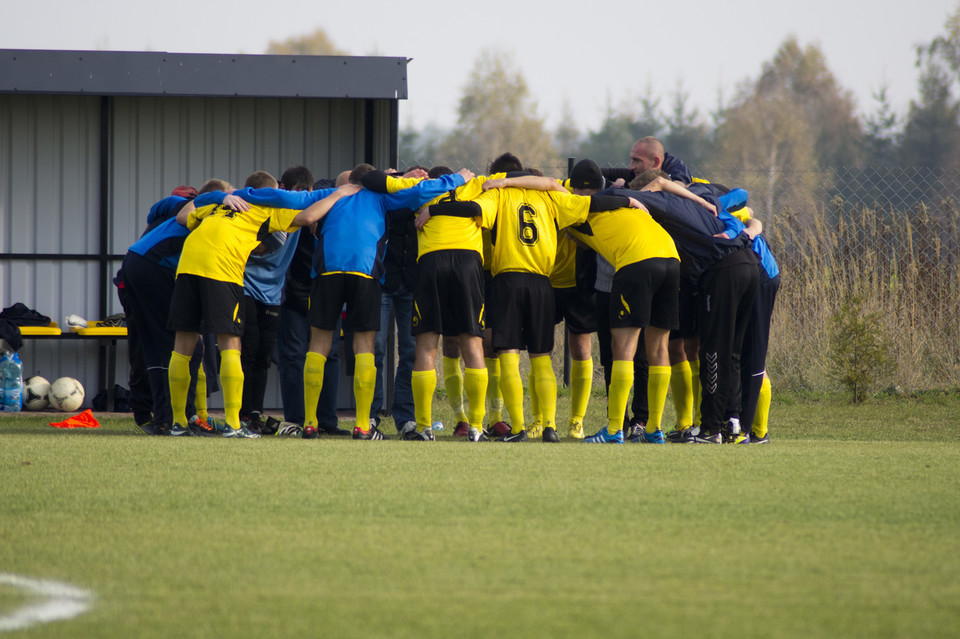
{"left": 2, "top": 0, "right": 957, "bottom": 135}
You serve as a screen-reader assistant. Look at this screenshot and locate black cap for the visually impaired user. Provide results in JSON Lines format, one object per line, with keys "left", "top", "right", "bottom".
{"left": 570, "top": 159, "right": 605, "bottom": 190}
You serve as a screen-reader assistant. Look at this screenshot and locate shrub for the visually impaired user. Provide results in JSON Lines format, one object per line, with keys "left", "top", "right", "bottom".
{"left": 828, "top": 296, "right": 893, "bottom": 403}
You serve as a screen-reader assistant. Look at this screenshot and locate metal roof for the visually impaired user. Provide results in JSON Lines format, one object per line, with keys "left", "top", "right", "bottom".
{"left": 0, "top": 49, "right": 408, "bottom": 99}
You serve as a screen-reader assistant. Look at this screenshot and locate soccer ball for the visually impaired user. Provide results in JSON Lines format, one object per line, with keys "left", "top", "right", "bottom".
{"left": 49, "top": 377, "right": 85, "bottom": 412}
{"left": 22, "top": 376, "right": 51, "bottom": 410}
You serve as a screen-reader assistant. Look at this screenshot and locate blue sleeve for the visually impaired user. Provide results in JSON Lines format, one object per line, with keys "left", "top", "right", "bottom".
{"left": 717, "top": 211, "right": 746, "bottom": 238}
{"left": 225, "top": 187, "right": 337, "bottom": 209}
{"left": 380, "top": 173, "right": 466, "bottom": 210}
{"left": 718, "top": 188, "right": 749, "bottom": 212}
{"left": 193, "top": 191, "right": 225, "bottom": 207}
{"left": 146, "top": 196, "right": 187, "bottom": 225}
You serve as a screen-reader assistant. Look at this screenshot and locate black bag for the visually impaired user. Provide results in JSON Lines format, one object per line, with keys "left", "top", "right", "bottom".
{"left": 92, "top": 384, "right": 131, "bottom": 412}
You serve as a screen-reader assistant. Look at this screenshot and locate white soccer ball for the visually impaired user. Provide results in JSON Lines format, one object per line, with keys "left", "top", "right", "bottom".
{"left": 49, "top": 377, "right": 85, "bottom": 412}
{"left": 22, "top": 376, "right": 51, "bottom": 410}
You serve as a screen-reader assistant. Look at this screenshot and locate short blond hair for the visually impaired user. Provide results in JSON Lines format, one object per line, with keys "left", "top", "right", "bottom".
{"left": 197, "top": 178, "right": 232, "bottom": 194}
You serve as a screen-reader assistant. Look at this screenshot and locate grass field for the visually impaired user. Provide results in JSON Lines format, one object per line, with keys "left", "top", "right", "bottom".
{"left": 1, "top": 392, "right": 959, "bottom": 638}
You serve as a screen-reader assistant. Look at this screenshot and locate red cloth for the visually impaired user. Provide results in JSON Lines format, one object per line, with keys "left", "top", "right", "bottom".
{"left": 50, "top": 409, "right": 100, "bottom": 429}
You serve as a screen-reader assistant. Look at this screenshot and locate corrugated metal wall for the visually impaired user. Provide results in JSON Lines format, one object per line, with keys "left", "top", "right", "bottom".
{"left": 2, "top": 93, "right": 396, "bottom": 413}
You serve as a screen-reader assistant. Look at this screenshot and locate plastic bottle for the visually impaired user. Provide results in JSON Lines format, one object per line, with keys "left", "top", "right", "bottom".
{"left": 432, "top": 420, "right": 444, "bottom": 432}
{"left": 0, "top": 351, "right": 23, "bottom": 412}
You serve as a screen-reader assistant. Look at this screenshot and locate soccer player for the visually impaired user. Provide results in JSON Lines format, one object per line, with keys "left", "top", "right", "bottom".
{"left": 299, "top": 164, "right": 472, "bottom": 440}
{"left": 429, "top": 154, "right": 635, "bottom": 442}
{"left": 483, "top": 160, "right": 683, "bottom": 444}
{"left": 711, "top": 190, "right": 779, "bottom": 444}
{"left": 609, "top": 174, "right": 761, "bottom": 444}
{"left": 122, "top": 180, "right": 229, "bottom": 436}
{"left": 276, "top": 172, "right": 351, "bottom": 438}
{"left": 371, "top": 166, "right": 430, "bottom": 435}
{"left": 167, "top": 173, "right": 360, "bottom": 438}
{"left": 362, "top": 165, "right": 489, "bottom": 441}
{"left": 238, "top": 166, "right": 315, "bottom": 435}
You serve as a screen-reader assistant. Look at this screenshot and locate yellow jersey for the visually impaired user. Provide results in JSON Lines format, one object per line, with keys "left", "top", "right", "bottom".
{"left": 474, "top": 187, "right": 591, "bottom": 277}
{"left": 178, "top": 202, "right": 299, "bottom": 285}
{"left": 565, "top": 205, "right": 679, "bottom": 272}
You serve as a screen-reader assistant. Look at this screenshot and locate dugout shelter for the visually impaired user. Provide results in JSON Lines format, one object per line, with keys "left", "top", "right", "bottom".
{"left": 0, "top": 49, "right": 407, "bottom": 410}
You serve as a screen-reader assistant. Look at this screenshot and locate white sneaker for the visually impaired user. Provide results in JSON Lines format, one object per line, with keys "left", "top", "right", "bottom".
{"left": 467, "top": 427, "right": 489, "bottom": 442}
{"left": 65, "top": 314, "right": 87, "bottom": 328}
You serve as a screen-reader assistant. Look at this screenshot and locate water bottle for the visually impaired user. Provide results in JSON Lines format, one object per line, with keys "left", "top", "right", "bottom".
{"left": 0, "top": 351, "right": 23, "bottom": 412}
{"left": 432, "top": 420, "right": 444, "bottom": 432}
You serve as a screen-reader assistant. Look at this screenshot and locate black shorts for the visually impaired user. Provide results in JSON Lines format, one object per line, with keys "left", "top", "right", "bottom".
{"left": 483, "top": 269, "right": 496, "bottom": 330}
{"left": 671, "top": 282, "right": 700, "bottom": 340}
{"left": 490, "top": 272, "right": 555, "bottom": 353}
{"left": 413, "top": 250, "right": 485, "bottom": 336}
{"left": 167, "top": 273, "right": 245, "bottom": 335}
{"left": 553, "top": 286, "right": 597, "bottom": 334}
{"left": 309, "top": 273, "right": 381, "bottom": 332}
{"left": 609, "top": 258, "right": 680, "bottom": 330}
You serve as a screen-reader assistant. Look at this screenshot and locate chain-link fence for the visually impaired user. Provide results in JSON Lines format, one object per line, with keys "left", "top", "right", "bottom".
{"left": 406, "top": 160, "right": 960, "bottom": 393}
{"left": 697, "top": 165, "right": 960, "bottom": 394}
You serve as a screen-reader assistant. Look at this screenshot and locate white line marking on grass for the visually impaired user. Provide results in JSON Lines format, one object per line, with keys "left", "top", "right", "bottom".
{"left": 0, "top": 573, "right": 94, "bottom": 632}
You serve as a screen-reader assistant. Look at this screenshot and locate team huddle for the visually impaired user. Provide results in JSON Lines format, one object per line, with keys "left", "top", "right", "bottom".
{"left": 119, "top": 136, "right": 780, "bottom": 444}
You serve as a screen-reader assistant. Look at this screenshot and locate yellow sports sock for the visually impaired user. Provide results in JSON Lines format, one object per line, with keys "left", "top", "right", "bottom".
{"left": 353, "top": 352, "right": 376, "bottom": 431}
{"left": 570, "top": 358, "right": 593, "bottom": 422}
{"left": 412, "top": 370, "right": 436, "bottom": 430}
{"left": 530, "top": 355, "right": 557, "bottom": 430}
{"left": 528, "top": 365, "right": 541, "bottom": 424}
{"left": 754, "top": 375, "right": 772, "bottom": 437}
{"left": 442, "top": 356, "right": 468, "bottom": 422}
{"left": 219, "top": 349, "right": 244, "bottom": 430}
{"left": 194, "top": 363, "right": 208, "bottom": 420}
{"left": 464, "top": 367, "right": 488, "bottom": 429}
{"left": 670, "top": 360, "right": 693, "bottom": 428}
{"left": 690, "top": 359, "right": 701, "bottom": 426}
{"left": 498, "top": 352, "right": 524, "bottom": 433}
{"left": 303, "top": 351, "right": 326, "bottom": 429}
{"left": 608, "top": 360, "right": 633, "bottom": 434}
{"left": 646, "top": 365, "right": 671, "bottom": 433}
{"left": 485, "top": 357, "right": 503, "bottom": 422}
{"left": 168, "top": 350, "right": 191, "bottom": 428}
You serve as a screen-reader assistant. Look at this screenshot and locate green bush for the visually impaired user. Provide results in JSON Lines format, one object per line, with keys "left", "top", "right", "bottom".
{"left": 828, "top": 296, "right": 893, "bottom": 403}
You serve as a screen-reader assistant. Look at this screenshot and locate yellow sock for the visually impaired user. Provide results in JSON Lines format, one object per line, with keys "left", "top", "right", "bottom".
{"left": 219, "top": 349, "right": 244, "bottom": 430}
{"left": 412, "top": 370, "right": 436, "bottom": 431}
{"left": 303, "top": 351, "right": 326, "bottom": 429}
{"left": 754, "top": 375, "right": 772, "bottom": 437}
{"left": 194, "top": 363, "right": 208, "bottom": 420}
{"left": 670, "top": 360, "right": 693, "bottom": 428}
{"left": 168, "top": 351, "right": 191, "bottom": 428}
{"left": 690, "top": 359, "right": 701, "bottom": 426}
{"left": 464, "top": 367, "right": 488, "bottom": 430}
{"left": 485, "top": 357, "right": 503, "bottom": 422}
{"left": 353, "top": 352, "right": 376, "bottom": 431}
{"left": 442, "top": 356, "right": 468, "bottom": 422}
{"left": 646, "top": 365, "right": 671, "bottom": 433}
{"left": 528, "top": 365, "right": 541, "bottom": 424}
{"left": 530, "top": 355, "right": 557, "bottom": 430}
{"left": 498, "top": 352, "right": 524, "bottom": 433}
{"left": 608, "top": 360, "right": 633, "bottom": 434}
{"left": 570, "top": 358, "right": 593, "bottom": 422}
